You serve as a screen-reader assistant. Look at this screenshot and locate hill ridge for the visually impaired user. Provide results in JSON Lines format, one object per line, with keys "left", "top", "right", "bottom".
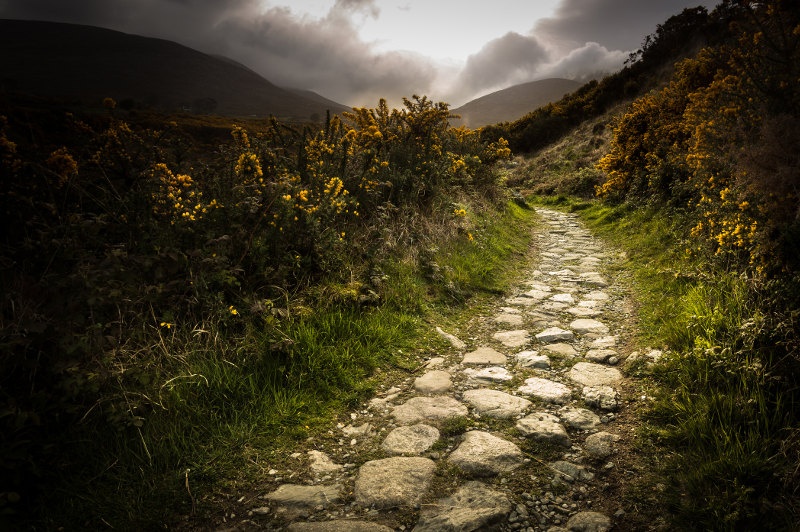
{"left": 0, "top": 19, "right": 350, "bottom": 120}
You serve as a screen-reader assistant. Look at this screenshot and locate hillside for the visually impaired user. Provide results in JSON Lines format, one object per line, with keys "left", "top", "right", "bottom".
{"left": 0, "top": 19, "right": 350, "bottom": 120}
{"left": 451, "top": 78, "right": 581, "bottom": 128}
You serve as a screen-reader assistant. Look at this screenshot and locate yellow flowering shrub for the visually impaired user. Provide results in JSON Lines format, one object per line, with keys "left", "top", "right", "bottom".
{"left": 596, "top": 0, "right": 800, "bottom": 274}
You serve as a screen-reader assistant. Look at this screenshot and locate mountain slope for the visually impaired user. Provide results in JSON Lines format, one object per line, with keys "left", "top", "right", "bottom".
{"left": 0, "top": 19, "right": 350, "bottom": 120}
{"left": 451, "top": 78, "right": 582, "bottom": 128}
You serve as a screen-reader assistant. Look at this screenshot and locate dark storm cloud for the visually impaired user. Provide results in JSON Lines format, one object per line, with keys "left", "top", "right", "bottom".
{"left": 533, "top": 0, "right": 717, "bottom": 53}
{"left": 213, "top": 2, "right": 438, "bottom": 105}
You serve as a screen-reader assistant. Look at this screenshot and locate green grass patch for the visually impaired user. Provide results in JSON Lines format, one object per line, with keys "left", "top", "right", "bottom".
{"left": 535, "top": 198, "right": 800, "bottom": 530}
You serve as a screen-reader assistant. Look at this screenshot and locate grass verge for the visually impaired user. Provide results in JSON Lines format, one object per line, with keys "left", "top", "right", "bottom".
{"left": 529, "top": 195, "right": 800, "bottom": 530}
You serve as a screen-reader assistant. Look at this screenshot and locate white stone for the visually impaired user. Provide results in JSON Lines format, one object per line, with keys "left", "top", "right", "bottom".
{"left": 265, "top": 484, "right": 343, "bottom": 516}
{"left": 462, "top": 347, "right": 506, "bottom": 365}
{"left": 518, "top": 377, "right": 572, "bottom": 404}
{"left": 550, "top": 460, "right": 595, "bottom": 482}
{"left": 447, "top": 431, "right": 524, "bottom": 477}
{"left": 585, "top": 291, "right": 610, "bottom": 301}
{"left": 436, "top": 327, "right": 466, "bottom": 349}
{"left": 354, "top": 457, "right": 436, "bottom": 509}
{"left": 516, "top": 413, "right": 571, "bottom": 447}
{"left": 535, "top": 327, "right": 575, "bottom": 343}
{"left": 515, "top": 350, "right": 550, "bottom": 369}
{"left": 570, "top": 319, "right": 610, "bottom": 335}
{"left": 541, "top": 343, "right": 578, "bottom": 357}
{"left": 381, "top": 424, "right": 440, "bottom": 455}
{"left": 591, "top": 336, "right": 618, "bottom": 348}
{"left": 566, "top": 511, "right": 612, "bottom": 532}
{"left": 463, "top": 389, "right": 531, "bottom": 418}
{"left": 558, "top": 406, "right": 601, "bottom": 430}
{"left": 493, "top": 329, "right": 530, "bottom": 348}
{"left": 550, "top": 293, "right": 576, "bottom": 304}
{"left": 579, "top": 273, "right": 608, "bottom": 287}
{"left": 585, "top": 349, "right": 618, "bottom": 363}
{"left": 414, "top": 370, "right": 452, "bottom": 394}
{"left": 567, "top": 306, "right": 601, "bottom": 317}
{"left": 494, "top": 313, "right": 524, "bottom": 326}
{"left": 307, "top": 450, "right": 342, "bottom": 476}
{"left": 392, "top": 396, "right": 469, "bottom": 425}
{"left": 425, "top": 357, "right": 445, "bottom": 368}
{"left": 464, "top": 366, "right": 514, "bottom": 385}
{"left": 569, "top": 362, "right": 622, "bottom": 386}
{"left": 582, "top": 385, "right": 620, "bottom": 411}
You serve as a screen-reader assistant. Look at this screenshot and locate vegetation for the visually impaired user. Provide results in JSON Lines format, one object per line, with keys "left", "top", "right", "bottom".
{"left": 0, "top": 93, "right": 528, "bottom": 528}
{"left": 485, "top": 5, "right": 718, "bottom": 154}
{"left": 530, "top": 1, "right": 800, "bottom": 528}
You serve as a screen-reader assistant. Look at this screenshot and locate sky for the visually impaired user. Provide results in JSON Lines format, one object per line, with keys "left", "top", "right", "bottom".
{"left": 0, "top": 0, "right": 718, "bottom": 107}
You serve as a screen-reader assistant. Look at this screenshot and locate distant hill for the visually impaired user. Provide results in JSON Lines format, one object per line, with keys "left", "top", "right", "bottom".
{"left": 0, "top": 19, "right": 350, "bottom": 121}
{"left": 451, "top": 79, "right": 582, "bottom": 128}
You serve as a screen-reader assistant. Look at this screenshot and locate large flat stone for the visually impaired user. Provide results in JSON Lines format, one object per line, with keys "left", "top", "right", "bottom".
{"left": 569, "top": 362, "right": 622, "bottom": 386}
{"left": 392, "top": 396, "right": 469, "bottom": 425}
{"left": 494, "top": 313, "right": 524, "bottom": 326}
{"left": 462, "top": 347, "right": 507, "bottom": 365}
{"left": 518, "top": 377, "right": 572, "bottom": 404}
{"left": 265, "top": 484, "right": 343, "bottom": 516}
{"left": 413, "top": 481, "right": 511, "bottom": 531}
{"left": 550, "top": 293, "right": 576, "bottom": 304}
{"left": 463, "top": 389, "right": 531, "bottom": 419}
{"left": 447, "top": 431, "right": 524, "bottom": 477}
{"left": 536, "top": 327, "right": 575, "bottom": 343}
{"left": 464, "top": 366, "right": 513, "bottom": 385}
{"left": 414, "top": 370, "right": 452, "bottom": 394}
{"left": 516, "top": 413, "right": 571, "bottom": 447}
{"left": 569, "top": 319, "right": 610, "bottom": 335}
{"left": 354, "top": 457, "right": 436, "bottom": 509}
{"left": 559, "top": 406, "right": 601, "bottom": 430}
{"left": 381, "top": 424, "right": 440, "bottom": 455}
{"left": 566, "top": 511, "right": 612, "bottom": 531}
{"left": 541, "top": 343, "right": 578, "bottom": 357}
{"left": 515, "top": 350, "right": 550, "bottom": 369}
{"left": 493, "top": 329, "right": 530, "bottom": 348}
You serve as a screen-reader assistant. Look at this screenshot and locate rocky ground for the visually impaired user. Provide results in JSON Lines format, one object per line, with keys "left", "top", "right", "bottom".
{"left": 199, "top": 208, "right": 664, "bottom": 532}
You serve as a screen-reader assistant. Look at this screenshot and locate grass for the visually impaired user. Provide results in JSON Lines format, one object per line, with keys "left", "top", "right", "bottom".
{"left": 18, "top": 197, "right": 538, "bottom": 530}
{"left": 530, "top": 195, "right": 800, "bottom": 530}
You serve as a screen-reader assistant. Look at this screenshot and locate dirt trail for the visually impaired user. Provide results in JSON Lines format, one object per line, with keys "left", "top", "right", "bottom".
{"left": 203, "top": 208, "right": 657, "bottom": 531}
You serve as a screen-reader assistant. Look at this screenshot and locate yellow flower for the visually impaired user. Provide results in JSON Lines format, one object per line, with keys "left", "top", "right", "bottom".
{"left": 229, "top": 305, "right": 238, "bottom": 316}
{"left": 160, "top": 322, "right": 173, "bottom": 329}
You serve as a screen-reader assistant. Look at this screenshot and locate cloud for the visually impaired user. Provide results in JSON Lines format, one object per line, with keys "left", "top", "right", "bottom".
{"left": 539, "top": 42, "right": 628, "bottom": 82}
{"left": 0, "top": 0, "right": 718, "bottom": 107}
{"left": 211, "top": 2, "right": 438, "bottom": 106}
{"left": 533, "top": 0, "right": 716, "bottom": 53}
{"left": 444, "top": 32, "right": 550, "bottom": 103}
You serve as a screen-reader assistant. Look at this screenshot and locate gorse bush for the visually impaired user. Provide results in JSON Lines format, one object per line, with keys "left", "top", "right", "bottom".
{"left": 0, "top": 94, "right": 512, "bottom": 523}
{"left": 596, "top": 0, "right": 800, "bottom": 274}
